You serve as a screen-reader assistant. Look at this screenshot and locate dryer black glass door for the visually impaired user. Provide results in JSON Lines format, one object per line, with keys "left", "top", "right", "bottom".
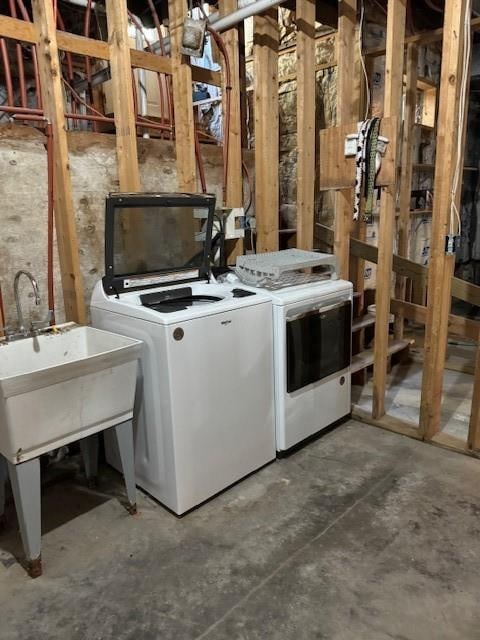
{"left": 286, "top": 299, "right": 352, "bottom": 393}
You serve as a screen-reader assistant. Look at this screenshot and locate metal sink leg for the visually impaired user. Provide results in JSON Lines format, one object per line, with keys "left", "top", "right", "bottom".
{"left": 112, "top": 420, "right": 137, "bottom": 515}
{"left": 7, "top": 457, "right": 42, "bottom": 578}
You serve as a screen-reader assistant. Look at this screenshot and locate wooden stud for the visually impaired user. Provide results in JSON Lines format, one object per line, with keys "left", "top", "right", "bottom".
{"left": 420, "top": 0, "right": 470, "bottom": 440}
{"left": 105, "top": 0, "right": 141, "bottom": 192}
{"left": 253, "top": 8, "right": 279, "bottom": 253}
{"left": 394, "top": 43, "right": 418, "bottom": 339}
{"left": 333, "top": 0, "right": 357, "bottom": 279}
{"left": 219, "top": 0, "right": 244, "bottom": 262}
{"left": 31, "top": 0, "right": 86, "bottom": 324}
{"left": 168, "top": 0, "right": 196, "bottom": 192}
{"left": 295, "top": 0, "right": 316, "bottom": 251}
{"left": 372, "top": 0, "right": 406, "bottom": 420}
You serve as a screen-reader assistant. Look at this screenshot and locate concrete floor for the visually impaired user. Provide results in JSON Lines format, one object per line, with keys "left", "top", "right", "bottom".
{"left": 2, "top": 420, "right": 480, "bottom": 640}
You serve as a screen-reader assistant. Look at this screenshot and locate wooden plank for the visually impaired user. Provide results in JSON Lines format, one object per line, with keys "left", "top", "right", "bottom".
{"left": 31, "top": 0, "right": 86, "bottom": 324}
{"left": 318, "top": 221, "right": 480, "bottom": 305}
{"left": 0, "top": 14, "right": 36, "bottom": 43}
{"left": 351, "top": 338, "right": 411, "bottom": 374}
{"left": 191, "top": 65, "right": 222, "bottom": 87}
{"left": 352, "top": 407, "right": 422, "bottom": 440}
{"left": 219, "top": 0, "right": 244, "bottom": 262}
{"left": 420, "top": 0, "right": 469, "bottom": 441}
{"left": 295, "top": 0, "right": 316, "bottom": 250}
{"left": 319, "top": 118, "right": 397, "bottom": 191}
{"left": 390, "top": 299, "right": 480, "bottom": 341}
{"left": 105, "top": 0, "right": 141, "bottom": 192}
{"left": 130, "top": 49, "right": 172, "bottom": 75}
{"left": 372, "top": 0, "right": 406, "bottom": 420}
{"left": 57, "top": 31, "right": 109, "bottom": 60}
{"left": 394, "top": 43, "right": 419, "bottom": 339}
{"left": 169, "top": 0, "right": 196, "bottom": 192}
{"left": 254, "top": 8, "right": 279, "bottom": 252}
{"left": 333, "top": 0, "right": 357, "bottom": 280}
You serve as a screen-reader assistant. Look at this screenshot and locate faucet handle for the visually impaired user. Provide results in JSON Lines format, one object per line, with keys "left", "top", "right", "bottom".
{"left": 30, "top": 311, "right": 55, "bottom": 334}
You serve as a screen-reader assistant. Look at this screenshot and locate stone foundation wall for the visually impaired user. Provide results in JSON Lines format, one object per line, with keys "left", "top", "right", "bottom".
{"left": 0, "top": 125, "right": 253, "bottom": 326}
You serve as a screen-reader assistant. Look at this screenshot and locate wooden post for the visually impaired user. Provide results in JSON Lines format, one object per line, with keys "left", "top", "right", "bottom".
{"left": 334, "top": 0, "right": 357, "bottom": 279}
{"left": 295, "top": 0, "right": 316, "bottom": 250}
{"left": 394, "top": 43, "right": 418, "bottom": 339}
{"left": 31, "top": 0, "right": 86, "bottom": 324}
{"left": 105, "top": 0, "right": 141, "bottom": 192}
{"left": 420, "top": 0, "right": 470, "bottom": 439}
{"left": 254, "top": 8, "right": 279, "bottom": 253}
{"left": 372, "top": 0, "right": 406, "bottom": 419}
{"left": 220, "top": 0, "right": 244, "bottom": 262}
{"left": 168, "top": 0, "right": 196, "bottom": 192}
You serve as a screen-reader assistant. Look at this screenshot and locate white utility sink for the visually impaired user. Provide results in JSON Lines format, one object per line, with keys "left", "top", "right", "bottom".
{"left": 0, "top": 324, "right": 142, "bottom": 464}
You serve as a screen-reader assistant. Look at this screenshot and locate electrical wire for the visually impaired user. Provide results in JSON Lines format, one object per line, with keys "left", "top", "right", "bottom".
{"left": 358, "top": 0, "right": 371, "bottom": 121}
{"left": 450, "top": 0, "right": 472, "bottom": 238}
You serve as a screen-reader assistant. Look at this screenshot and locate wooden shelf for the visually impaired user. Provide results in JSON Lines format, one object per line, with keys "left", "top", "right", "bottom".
{"left": 413, "top": 164, "right": 435, "bottom": 170}
{"left": 352, "top": 314, "right": 376, "bottom": 332}
{"left": 410, "top": 208, "right": 433, "bottom": 215}
{"left": 414, "top": 123, "right": 435, "bottom": 131}
{"left": 417, "top": 76, "right": 437, "bottom": 90}
{"left": 351, "top": 339, "right": 411, "bottom": 374}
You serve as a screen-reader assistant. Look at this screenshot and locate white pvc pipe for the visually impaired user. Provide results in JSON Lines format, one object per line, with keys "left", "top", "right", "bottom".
{"left": 152, "top": 0, "right": 287, "bottom": 54}
{"left": 210, "top": 0, "right": 288, "bottom": 33}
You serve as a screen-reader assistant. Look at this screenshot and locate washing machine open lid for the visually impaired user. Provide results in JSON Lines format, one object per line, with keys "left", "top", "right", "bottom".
{"left": 103, "top": 192, "right": 216, "bottom": 296}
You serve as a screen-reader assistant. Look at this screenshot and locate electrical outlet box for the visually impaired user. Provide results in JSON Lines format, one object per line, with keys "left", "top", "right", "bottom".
{"left": 345, "top": 134, "right": 358, "bottom": 157}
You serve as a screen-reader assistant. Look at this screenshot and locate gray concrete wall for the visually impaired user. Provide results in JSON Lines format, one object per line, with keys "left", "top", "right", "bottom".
{"left": 0, "top": 125, "right": 253, "bottom": 326}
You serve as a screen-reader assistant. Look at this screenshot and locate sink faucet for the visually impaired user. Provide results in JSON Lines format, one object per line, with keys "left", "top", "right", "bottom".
{"left": 14, "top": 270, "right": 41, "bottom": 333}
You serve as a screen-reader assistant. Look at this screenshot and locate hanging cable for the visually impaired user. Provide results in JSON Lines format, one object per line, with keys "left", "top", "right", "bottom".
{"left": 450, "top": 0, "right": 472, "bottom": 239}
{"left": 358, "top": 0, "right": 371, "bottom": 120}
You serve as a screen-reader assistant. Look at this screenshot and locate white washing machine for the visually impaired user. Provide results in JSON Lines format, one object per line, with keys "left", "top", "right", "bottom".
{"left": 229, "top": 254, "right": 353, "bottom": 453}
{"left": 91, "top": 193, "right": 275, "bottom": 515}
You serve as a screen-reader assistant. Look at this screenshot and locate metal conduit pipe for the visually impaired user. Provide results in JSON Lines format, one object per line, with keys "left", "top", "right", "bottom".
{"left": 153, "top": 0, "right": 287, "bottom": 54}
{"left": 210, "top": 0, "right": 287, "bottom": 32}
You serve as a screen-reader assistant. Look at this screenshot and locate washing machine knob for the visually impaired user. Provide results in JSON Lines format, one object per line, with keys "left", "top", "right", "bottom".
{"left": 173, "top": 327, "right": 184, "bottom": 341}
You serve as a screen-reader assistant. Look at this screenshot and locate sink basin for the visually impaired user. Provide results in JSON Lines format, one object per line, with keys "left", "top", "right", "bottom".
{"left": 0, "top": 324, "right": 142, "bottom": 464}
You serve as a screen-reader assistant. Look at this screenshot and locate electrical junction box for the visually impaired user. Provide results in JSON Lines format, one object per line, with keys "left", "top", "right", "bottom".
{"left": 181, "top": 17, "right": 207, "bottom": 58}
{"left": 194, "top": 206, "right": 245, "bottom": 240}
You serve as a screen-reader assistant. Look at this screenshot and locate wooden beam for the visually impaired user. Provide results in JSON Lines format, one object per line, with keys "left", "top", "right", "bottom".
{"left": 420, "top": 0, "right": 470, "bottom": 441}
{"left": 333, "top": 0, "right": 357, "bottom": 279}
{"left": 168, "top": 0, "right": 196, "bottom": 192}
{"left": 31, "top": 0, "right": 86, "bottom": 324}
{"left": 390, "top": 299, "right": 480, "bottom": 342}
{"left": 254, "top": 8, "right": 279, "bottom": 252}
{"left": 295, "top": 0, "right": 316, "bottom": 250}
{"left": 372, "top": 0, "right": 406, "bottom": 420}
{"left": 105, "top": 0, "right": 141, "bottom": 192}
{"left": 318, "top": 221, "right": 480, "bottom": 306}
{"left": 220, "top": 0, "right": 244, "bottom": 262}
{"left": 394, "top": 43, "right": 418, "bottom": 339}
{"left": 191, "top": 66, "right": 222, "bottom": 87}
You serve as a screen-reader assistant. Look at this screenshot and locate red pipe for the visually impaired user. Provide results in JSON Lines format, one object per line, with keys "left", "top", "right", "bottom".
{"left": 195, "top": 130, "right": 207, "bottom": 193}
{"left": 0, "top": 105, "right": 43, "bottom": 115}
{"left": 45, "top": 122, "right": 55, "bottom": 324}
{"left": 8, "top": 0, "right": 27, "bottom": 108}
{"left": 1, "top": 39, "right": 14, "bottom": 106}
